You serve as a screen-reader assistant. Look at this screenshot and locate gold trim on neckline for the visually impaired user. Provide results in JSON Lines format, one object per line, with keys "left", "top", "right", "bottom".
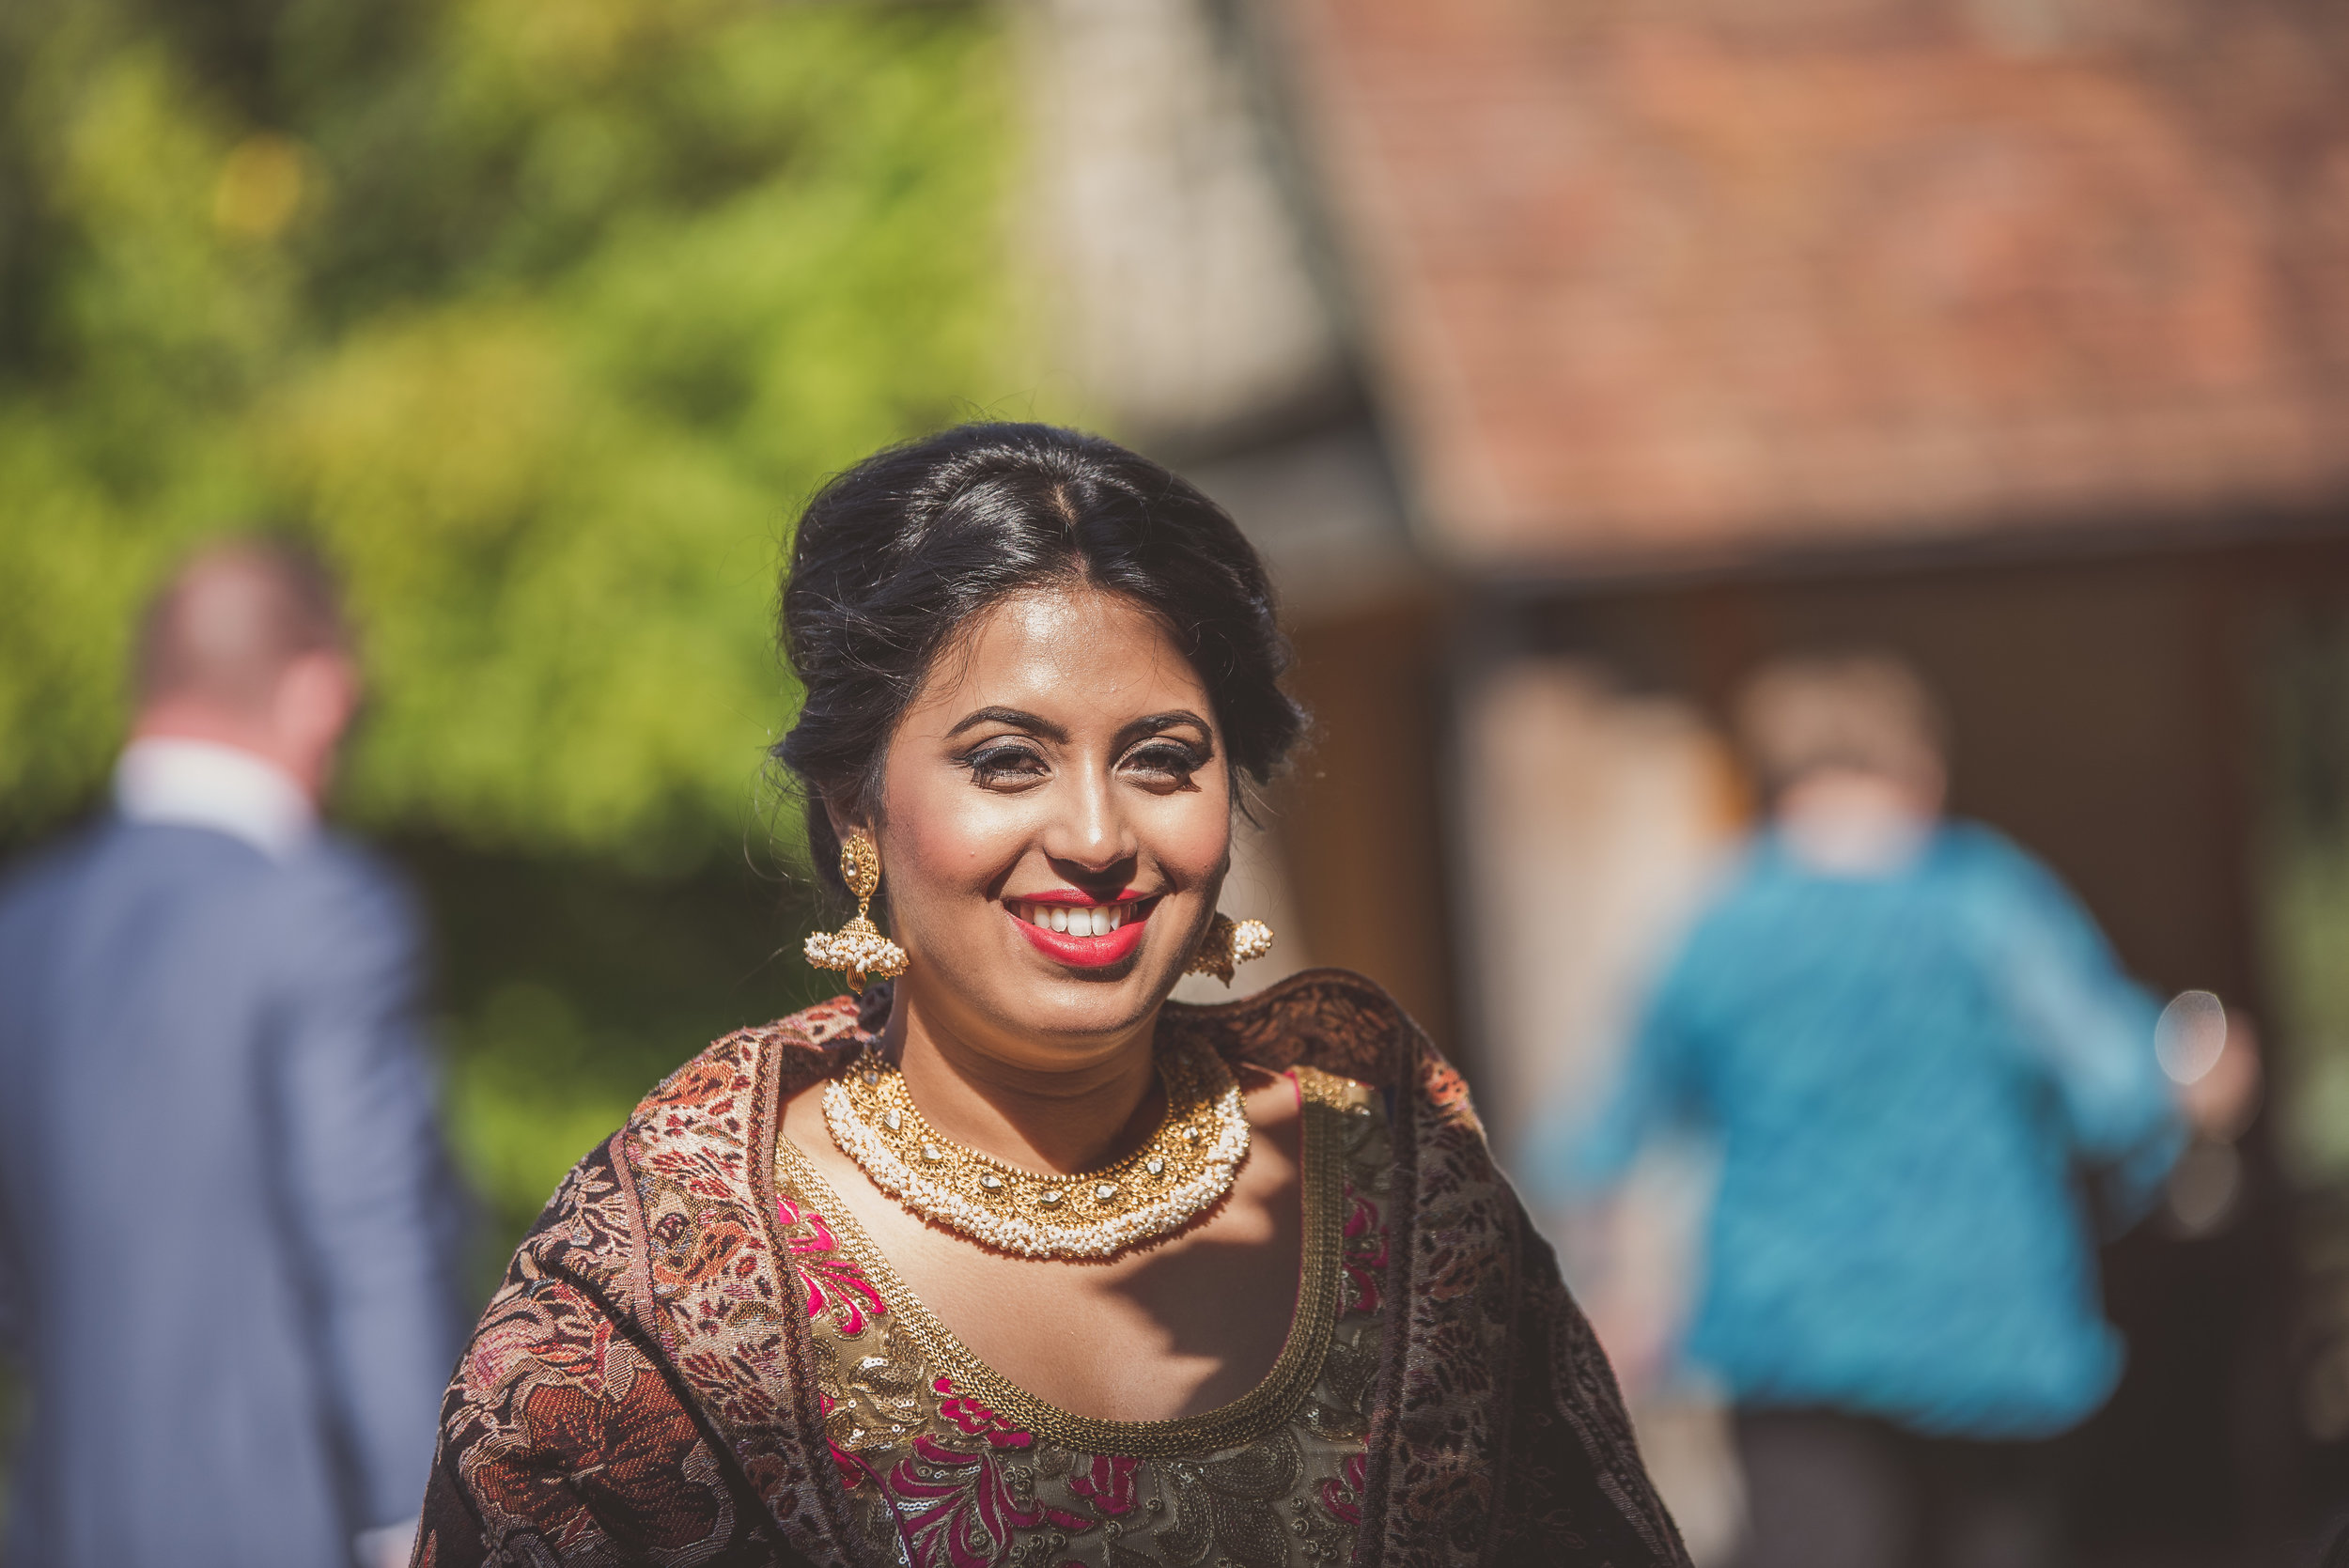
{"left": 774, "top": 1078, "right": 1352, "bottom": 1457}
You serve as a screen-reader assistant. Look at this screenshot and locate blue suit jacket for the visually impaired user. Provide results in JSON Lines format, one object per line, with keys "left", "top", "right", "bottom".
{"left": 0, "top": 817, "right": 466, "bottom": 1567}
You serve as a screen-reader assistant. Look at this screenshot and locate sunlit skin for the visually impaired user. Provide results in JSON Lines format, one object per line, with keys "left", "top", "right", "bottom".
{"left": 779, "top": 583, "right": 1302, "bottom": 1423}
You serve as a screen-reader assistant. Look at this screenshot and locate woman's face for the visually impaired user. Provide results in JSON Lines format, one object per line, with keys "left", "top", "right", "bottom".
{"left": 863, "top": 582, "right": 1233, "bottom": 1069}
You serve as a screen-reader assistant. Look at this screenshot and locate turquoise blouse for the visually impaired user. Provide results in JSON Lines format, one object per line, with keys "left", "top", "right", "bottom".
{"left": 1532, "top": 822, "right": 2185, "bottom": 1439}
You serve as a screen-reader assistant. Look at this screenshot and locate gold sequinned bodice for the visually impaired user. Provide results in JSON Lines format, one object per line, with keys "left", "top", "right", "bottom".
{"left": 772, "top": 1064, "right": 1392, "bottom": 1568}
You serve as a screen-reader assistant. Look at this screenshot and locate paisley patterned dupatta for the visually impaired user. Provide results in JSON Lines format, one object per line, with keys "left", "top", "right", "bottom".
{"left": 412, "top": 970, "right": 1688, "bottom": 1568}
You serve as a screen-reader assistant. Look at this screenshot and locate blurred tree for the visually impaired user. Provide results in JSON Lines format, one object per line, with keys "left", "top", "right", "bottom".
{"left": 0, "top": 0, "right": 1032, "bottom": 1265}
{"left": 0, "top": 0, "right": 1019, "bottom": 867}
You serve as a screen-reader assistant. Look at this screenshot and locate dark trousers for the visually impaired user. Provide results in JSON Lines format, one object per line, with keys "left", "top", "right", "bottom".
{"left": 1730, "top": 1409, "right": 2064, "bottom": 1568}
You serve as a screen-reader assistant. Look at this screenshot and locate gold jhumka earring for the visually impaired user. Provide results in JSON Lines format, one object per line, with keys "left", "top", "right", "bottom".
{"left": 803, "top": 831, "right": 909, "bottom": 994}
{"left": 1185, "top": 912, "right": 1274, "bottom": 986}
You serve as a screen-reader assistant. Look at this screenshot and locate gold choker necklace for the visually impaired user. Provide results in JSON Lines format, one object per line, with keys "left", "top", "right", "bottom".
{"left": 822, "top": 1042, "right": 1251, "bottom": 1260}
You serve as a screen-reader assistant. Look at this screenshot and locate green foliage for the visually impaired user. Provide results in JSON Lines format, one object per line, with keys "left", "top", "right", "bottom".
{"left": 0, "top": 0, "right": 1042, "bottom": 1354}
{"left": 2263, "top": 617, "right": 2349, "bottom": 1185}
{"left": 394, "top": 837, "right": 835, "bottom": 1282}
{"left": 2270, "top": 840, "right": 2349, "bottom": 1182}
{"left": 0, "top": 0, "right": 1025, "bottom": 865}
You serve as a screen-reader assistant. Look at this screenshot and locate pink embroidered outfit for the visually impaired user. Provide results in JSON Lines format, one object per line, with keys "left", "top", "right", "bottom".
{"left": 412, "top": 970, "right": 1688, "bottom": 1568}
{"left": 778, "top": 1065, "right": 1391, "bottom": 1568}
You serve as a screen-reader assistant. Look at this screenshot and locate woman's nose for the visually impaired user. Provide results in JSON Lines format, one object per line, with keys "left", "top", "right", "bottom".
{"left": 1041, "top": 768, "right": 1135, "bottom": 871}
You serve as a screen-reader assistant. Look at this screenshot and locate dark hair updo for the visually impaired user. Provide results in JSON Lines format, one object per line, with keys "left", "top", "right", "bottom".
{"left": 774, "top": 423, "right": 1307, "bottom": 900}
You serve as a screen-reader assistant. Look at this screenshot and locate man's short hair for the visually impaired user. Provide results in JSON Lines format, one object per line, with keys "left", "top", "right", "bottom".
{"left": 134, "top": 538, "right": 350, "bottom": 712}
{"left": 1734, "top": 651, "right": 1949, "bottom": 799}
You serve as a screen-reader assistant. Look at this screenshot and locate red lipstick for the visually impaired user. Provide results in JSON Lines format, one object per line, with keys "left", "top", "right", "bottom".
{"left": 1005, "top": 890, "right": 1156, "bottom": 968}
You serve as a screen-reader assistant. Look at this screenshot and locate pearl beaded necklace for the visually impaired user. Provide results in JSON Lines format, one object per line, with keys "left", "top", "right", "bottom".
{"left": 822, "top": 1042, "right": 1251, "bottom": 1260}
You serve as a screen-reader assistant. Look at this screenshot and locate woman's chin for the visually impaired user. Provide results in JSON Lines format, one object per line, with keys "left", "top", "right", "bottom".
{"left": 921, "top": 952, "right": 1175, "bottom": 1048}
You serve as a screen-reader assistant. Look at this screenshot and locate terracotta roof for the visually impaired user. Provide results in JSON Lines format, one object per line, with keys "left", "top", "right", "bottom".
{"left": 1276, "top": 0, "right": 2349, "bottom": 567}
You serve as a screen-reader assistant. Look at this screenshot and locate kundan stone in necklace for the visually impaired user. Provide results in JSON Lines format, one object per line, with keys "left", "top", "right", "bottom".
{"left": 823, "top": 1041, "right": 1250, "bottom": 1259}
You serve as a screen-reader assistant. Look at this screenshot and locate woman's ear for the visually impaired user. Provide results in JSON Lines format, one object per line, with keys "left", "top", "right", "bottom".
{"left": 823, "top": 797, "right": 870, "bottom": 844}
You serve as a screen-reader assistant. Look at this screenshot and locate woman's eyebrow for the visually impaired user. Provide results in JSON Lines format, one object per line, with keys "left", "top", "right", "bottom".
{"left": 1117, "top": 710, "right": 1213, "bottom": 747}
{"left": 944, "top": 706, "right": 1068, "bottom": 742}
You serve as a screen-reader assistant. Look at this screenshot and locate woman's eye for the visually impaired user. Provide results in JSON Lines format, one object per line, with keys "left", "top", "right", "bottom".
{"left": 966, "top": 744, "right": 1048, "bottom": 785}
{"left": 1124, "top": 741, "right": 1204, "bottom": 780}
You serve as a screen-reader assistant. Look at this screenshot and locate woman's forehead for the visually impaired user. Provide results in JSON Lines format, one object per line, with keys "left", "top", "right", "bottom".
{"left": 906, "top": 585, "right": 1210, "bottom": 733}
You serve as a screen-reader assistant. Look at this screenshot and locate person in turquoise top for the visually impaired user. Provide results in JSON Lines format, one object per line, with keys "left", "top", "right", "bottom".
{"left": 1532, "top": 653, "right": 2259, "bottom": 1568}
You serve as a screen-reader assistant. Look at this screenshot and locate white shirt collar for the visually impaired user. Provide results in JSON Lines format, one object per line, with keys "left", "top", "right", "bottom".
{"left": 114, "top": 737, "right": 318, "bottom": 861}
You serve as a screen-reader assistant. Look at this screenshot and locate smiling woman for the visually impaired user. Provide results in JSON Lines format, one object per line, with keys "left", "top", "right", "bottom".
{"left": 411, "top": 425, "right": 1689, "bottom": 1568}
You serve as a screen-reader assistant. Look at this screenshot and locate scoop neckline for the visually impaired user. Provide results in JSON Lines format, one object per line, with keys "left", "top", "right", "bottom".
{"left": 771, "top": 1069, "right": 1356, "bottom": 1457}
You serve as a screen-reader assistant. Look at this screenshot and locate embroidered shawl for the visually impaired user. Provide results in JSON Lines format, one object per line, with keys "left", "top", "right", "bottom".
{"left": 412, "top": 969, "right": 1688, "bottom": 1568}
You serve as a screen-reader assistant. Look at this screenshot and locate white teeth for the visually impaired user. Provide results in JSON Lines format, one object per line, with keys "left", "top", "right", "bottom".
{"left": 1011, "top": 901, "right": 1135, "bottom": 935}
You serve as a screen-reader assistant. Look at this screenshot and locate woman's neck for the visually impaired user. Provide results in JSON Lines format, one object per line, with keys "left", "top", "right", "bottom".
{"left": 879, "top": 991, "right": 1166, "bottom": 1175}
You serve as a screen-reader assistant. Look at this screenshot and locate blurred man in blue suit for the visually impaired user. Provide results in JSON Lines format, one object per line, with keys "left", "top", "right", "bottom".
{"left": 0, "top": 540, "right": 465, "bottom": 1568}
